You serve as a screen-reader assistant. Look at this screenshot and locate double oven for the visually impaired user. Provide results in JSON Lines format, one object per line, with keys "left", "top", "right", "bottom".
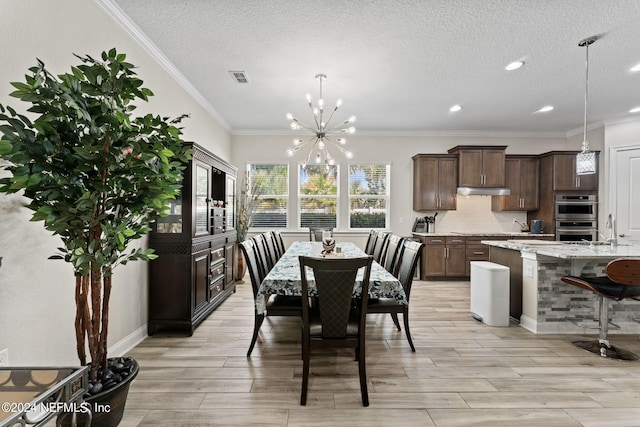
{"left": 554, "top": 194, "right": 597, "bottom": 241}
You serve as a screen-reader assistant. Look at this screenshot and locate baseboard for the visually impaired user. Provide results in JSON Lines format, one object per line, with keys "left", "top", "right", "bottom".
{"left": 108, "top": 323, "right": 148, "bottom": 357}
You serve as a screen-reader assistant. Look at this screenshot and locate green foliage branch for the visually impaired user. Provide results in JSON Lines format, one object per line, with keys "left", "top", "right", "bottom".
{"left": 0, "top": 49, "right": 191, "bottom": 383}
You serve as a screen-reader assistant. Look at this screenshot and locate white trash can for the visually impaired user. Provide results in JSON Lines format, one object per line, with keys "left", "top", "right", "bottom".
{"left": 470, "top": 261, "right": 510, "bottom": 327}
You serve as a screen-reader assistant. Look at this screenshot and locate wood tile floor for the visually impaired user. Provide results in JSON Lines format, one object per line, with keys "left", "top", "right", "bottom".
{"left": 120, "top": 279, "right": 640, "bottom": 426}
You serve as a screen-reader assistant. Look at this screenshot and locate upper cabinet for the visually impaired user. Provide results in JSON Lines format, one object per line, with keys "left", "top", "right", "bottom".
{"left": 153, "top": 142, "right": 237, "bottom": 238}
{"left": 412, "top": 154, "right": 457, "bottom": 211}
{"left": 548, "top": 152, "right": 599, "bottom": 191}
{"left": 447, "top": 145, "right": 507, "bottom": 187}
{"left": 492, "top": 155, "right": 539, "bottom": 211}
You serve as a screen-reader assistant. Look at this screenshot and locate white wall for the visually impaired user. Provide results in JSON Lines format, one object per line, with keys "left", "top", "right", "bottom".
{"left": 231, "top": 133, "right": 570, "bottom": 238}
{"left": 0, "top": 0, "right": 231, "bottom": 365}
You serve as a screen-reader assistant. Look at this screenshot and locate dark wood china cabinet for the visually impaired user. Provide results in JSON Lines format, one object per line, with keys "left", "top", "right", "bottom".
{"left": 148, "top": 142, "right": 237, "bottom": 336}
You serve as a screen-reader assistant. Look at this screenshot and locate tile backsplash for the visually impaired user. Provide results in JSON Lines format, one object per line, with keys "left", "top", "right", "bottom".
{"left": 416, "top": 195, "right": 530, "bottom": 234}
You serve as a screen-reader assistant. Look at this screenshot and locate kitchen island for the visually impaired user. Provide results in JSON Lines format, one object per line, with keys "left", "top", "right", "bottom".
{"left": 482, "top": 239, "right": 640, "bottom": 334}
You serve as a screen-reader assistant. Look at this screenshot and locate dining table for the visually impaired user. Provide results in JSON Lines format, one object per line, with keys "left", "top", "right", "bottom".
{"left": 255, "top": 241, "right": 407, "bottom": 314}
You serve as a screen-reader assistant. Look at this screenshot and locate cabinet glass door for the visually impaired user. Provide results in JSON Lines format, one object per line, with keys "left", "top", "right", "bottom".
{"left": 156, "top": 192, "right": 183, "bottom": 233}
{"left": 195, "top": 163, "right": 210, "bottom": 235}
{"left": 226, "top": 176, "right": 236, "bottom": 230}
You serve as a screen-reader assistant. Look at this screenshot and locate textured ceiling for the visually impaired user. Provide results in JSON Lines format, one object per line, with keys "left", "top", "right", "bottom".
{"left": 105, "top": 0, "right": 640, "bottom": 136}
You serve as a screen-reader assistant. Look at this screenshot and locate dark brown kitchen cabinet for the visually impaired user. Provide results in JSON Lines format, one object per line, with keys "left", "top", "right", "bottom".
{"left": 491, "top": 156, "right": 539, "bottom": 211}
{"left": 448, "top": 146, "right": 507, "bottom": 188}
{"left": 412, "top": 154, "right": 457, "bottom": 211}
{"left": 148, "top": 142, "right": 238, "bottom": 336}
{"left": 421, "top": 235, "right": 466, "bottom": 279}
{"left": 550, "top": 152, "right": 599, "bottom": 191}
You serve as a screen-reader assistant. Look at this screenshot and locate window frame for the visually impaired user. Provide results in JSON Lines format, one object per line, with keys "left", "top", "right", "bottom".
{"left": 347, "top": 163, "right": 391, "bottom": 230}
{"left": 247, "top": 162, "right": 290, "bottom": 230}
{"left": 297, "top": 163, "right": 340, "bottom": 230}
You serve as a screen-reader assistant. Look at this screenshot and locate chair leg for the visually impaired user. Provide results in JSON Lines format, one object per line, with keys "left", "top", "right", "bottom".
{"left": 247, "top": 313, "right": 265, "bottom": 357}
{"left": 358, "top": 343, "right": 369, "bottom": 407}
{"left": 300, "top": 341, "right": 310, "bottom": 405}
{"left": 573, "top": 296, "right": 639, "bottom": 360}
{"left": 402, "top": 308, "right": 416, "bottom": 352}
{"left": 390, "top": 312, "right": 401, "bottom": 331}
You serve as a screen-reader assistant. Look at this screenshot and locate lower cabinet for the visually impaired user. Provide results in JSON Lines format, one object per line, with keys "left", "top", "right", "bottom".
{"left": 418, "top": 234, "right": 553, "bottom": 280}
{"left": 465, "top": 237, "right": 490, "bottom": 276}
{"left": 148, "top": 234, "right": 237, "bottom": 336}
{"left": 421, "top": 236, "right": 467, "bottom": 279}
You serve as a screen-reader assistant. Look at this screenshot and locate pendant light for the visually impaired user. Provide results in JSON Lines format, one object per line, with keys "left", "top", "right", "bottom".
{"left": 576, "top": 36, "right": 597, "bottom": 175}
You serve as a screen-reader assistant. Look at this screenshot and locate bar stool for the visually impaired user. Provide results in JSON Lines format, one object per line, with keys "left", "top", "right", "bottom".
{"left": 561, "top": 258, "right": 640, "bottom": 360}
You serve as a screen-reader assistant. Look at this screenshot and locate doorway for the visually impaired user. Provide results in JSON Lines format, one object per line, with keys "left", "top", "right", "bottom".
{"left": 611, "top": 145, "right": 640, "bottom": 243}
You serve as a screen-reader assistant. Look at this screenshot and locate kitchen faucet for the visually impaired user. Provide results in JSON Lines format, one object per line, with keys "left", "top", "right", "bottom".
{"left": 605, "top": 213, "right": 617, "bottom": 250}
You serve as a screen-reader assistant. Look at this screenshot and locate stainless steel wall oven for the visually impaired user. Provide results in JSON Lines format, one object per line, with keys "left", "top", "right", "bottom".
{"left": 554, "top": 195, "right": 597, "bottom": 241}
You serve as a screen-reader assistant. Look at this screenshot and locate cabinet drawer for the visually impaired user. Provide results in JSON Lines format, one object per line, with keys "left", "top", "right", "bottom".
{"left": 209, "top": 277, "right": 224, "bottom": 300}
{"left": 446, "top": 236, "right": 466, "bottom": 245}
{"left": 211, "top": 247, "right": 224, "bottom": 262}
{"left": 424, "top": 236, "right": 446, "bottom": 245}
{"left": 210, "top": 262, "right": 225, "bottom": 281}
{"left": 466, "top": 245, "right": 489, "bottom": 259}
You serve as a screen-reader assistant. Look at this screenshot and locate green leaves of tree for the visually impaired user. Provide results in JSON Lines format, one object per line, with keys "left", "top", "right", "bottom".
{"left": 0, "top": 48, "right": 192, "bottom": 276}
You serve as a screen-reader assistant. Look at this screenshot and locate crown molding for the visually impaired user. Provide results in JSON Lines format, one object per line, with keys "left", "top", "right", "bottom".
{"left": 95, "top": 0, "right": 232, "bottom": 133}
{"left": 231, "top": 128, "right": 567, "bottom": 138}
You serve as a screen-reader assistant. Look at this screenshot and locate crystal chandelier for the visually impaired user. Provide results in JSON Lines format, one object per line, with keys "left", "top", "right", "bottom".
{"left": 576, "top": 36, "right": 597, "bottom": 175}
{"left": 286, "top": 74, "right": 356, "bottom": 167}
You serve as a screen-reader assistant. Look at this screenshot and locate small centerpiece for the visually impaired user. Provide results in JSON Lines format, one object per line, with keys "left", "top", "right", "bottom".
{"left": 321, "top": 232, "right": 336, "bottom": 254}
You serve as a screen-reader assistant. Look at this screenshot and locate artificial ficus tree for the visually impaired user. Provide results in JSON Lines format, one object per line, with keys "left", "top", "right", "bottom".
{"left": 0, "top": 49, "right": 191, "bottom": 384}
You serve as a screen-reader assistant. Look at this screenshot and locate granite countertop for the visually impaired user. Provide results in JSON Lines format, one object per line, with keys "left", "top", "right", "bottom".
{"left": 481, "top": 239, "right": 640, "bottom": 259}
{"left": 412, "top": 232, "right": 555, "bottom": 237}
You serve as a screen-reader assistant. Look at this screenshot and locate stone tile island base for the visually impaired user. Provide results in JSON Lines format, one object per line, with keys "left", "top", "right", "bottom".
{"left": 521, "top": 253, "right": 640, "bottom": 334}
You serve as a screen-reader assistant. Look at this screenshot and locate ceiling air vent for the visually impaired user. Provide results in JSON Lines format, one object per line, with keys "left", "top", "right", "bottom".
{"left": 229, "top": 70, "right": 249, "bottom": 84}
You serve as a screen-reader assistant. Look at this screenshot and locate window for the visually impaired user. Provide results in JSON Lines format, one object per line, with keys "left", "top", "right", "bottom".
{"left": 348, "top": 164, "right": 390, "bottom": 229}
{"left": 299, "top": 164, "right": 338, "bottom": 229}
{"left": 248, "top": 163, "right": 288, "bottom": 228}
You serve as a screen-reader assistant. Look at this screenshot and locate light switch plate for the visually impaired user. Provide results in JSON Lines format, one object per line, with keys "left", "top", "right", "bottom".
{"left": 525, "top": 265, "right": 534, "bottom": 278}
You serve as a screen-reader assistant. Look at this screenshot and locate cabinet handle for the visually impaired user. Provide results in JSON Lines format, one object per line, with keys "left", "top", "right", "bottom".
{"left": 473, "top": 251, "right": 485, "bottom": 255}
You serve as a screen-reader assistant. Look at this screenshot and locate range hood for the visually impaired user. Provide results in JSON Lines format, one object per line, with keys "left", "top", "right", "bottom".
{"left": 457, "top": 187, "right": 511, "bottom": 196}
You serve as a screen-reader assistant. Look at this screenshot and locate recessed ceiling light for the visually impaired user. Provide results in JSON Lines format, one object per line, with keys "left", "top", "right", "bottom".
{"left": 505, "top": 61, "right": 524, "bottom": 71}
{"left": 449, "top": 105, "right": 463, "bottom": 112}
{"left": 536, "top": 106, "right": 554, "bottom": 113}
{"left": 630, "top": 107, "right": 640, "bottom": 113}
{"left": 631, "top": 64, "right": 640, "bottom": 72}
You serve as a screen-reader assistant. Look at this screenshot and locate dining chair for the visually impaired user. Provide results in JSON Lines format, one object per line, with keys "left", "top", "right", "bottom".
{"left": 240, "top": 239, "right": 302, "bottom": 357}
{"left": 364, "top": 229, "right": 378, "bottom": 255}
{"left": 262, "top": 231, "right": 281, "bottom": 265}
{"left": 381, "top": 234, "right": 405, "bottom": 276}
{"left": 560, "top": 258, "right": 640, "bottom": 360}
{"left": 299, "top": 255, "right": 373, "bottom": 406}
{"left": 367, "top": 239, "right": 424, "bottom": 352}
{"left": 309, "top": 227, "right": 333, "bottom": 242}
{"left": 272, "top": 230, "right": 286, "bottom": 258}
{"left": 251, "top": 233, "right": 273, "bottom": 276}
{"left": 372, "top": 232, "right": 389, "bottom": 263}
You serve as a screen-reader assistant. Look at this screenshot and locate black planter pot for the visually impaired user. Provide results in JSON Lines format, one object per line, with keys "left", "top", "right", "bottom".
{"left": 58, "top": 357, "right": 139, "bottom": 427}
